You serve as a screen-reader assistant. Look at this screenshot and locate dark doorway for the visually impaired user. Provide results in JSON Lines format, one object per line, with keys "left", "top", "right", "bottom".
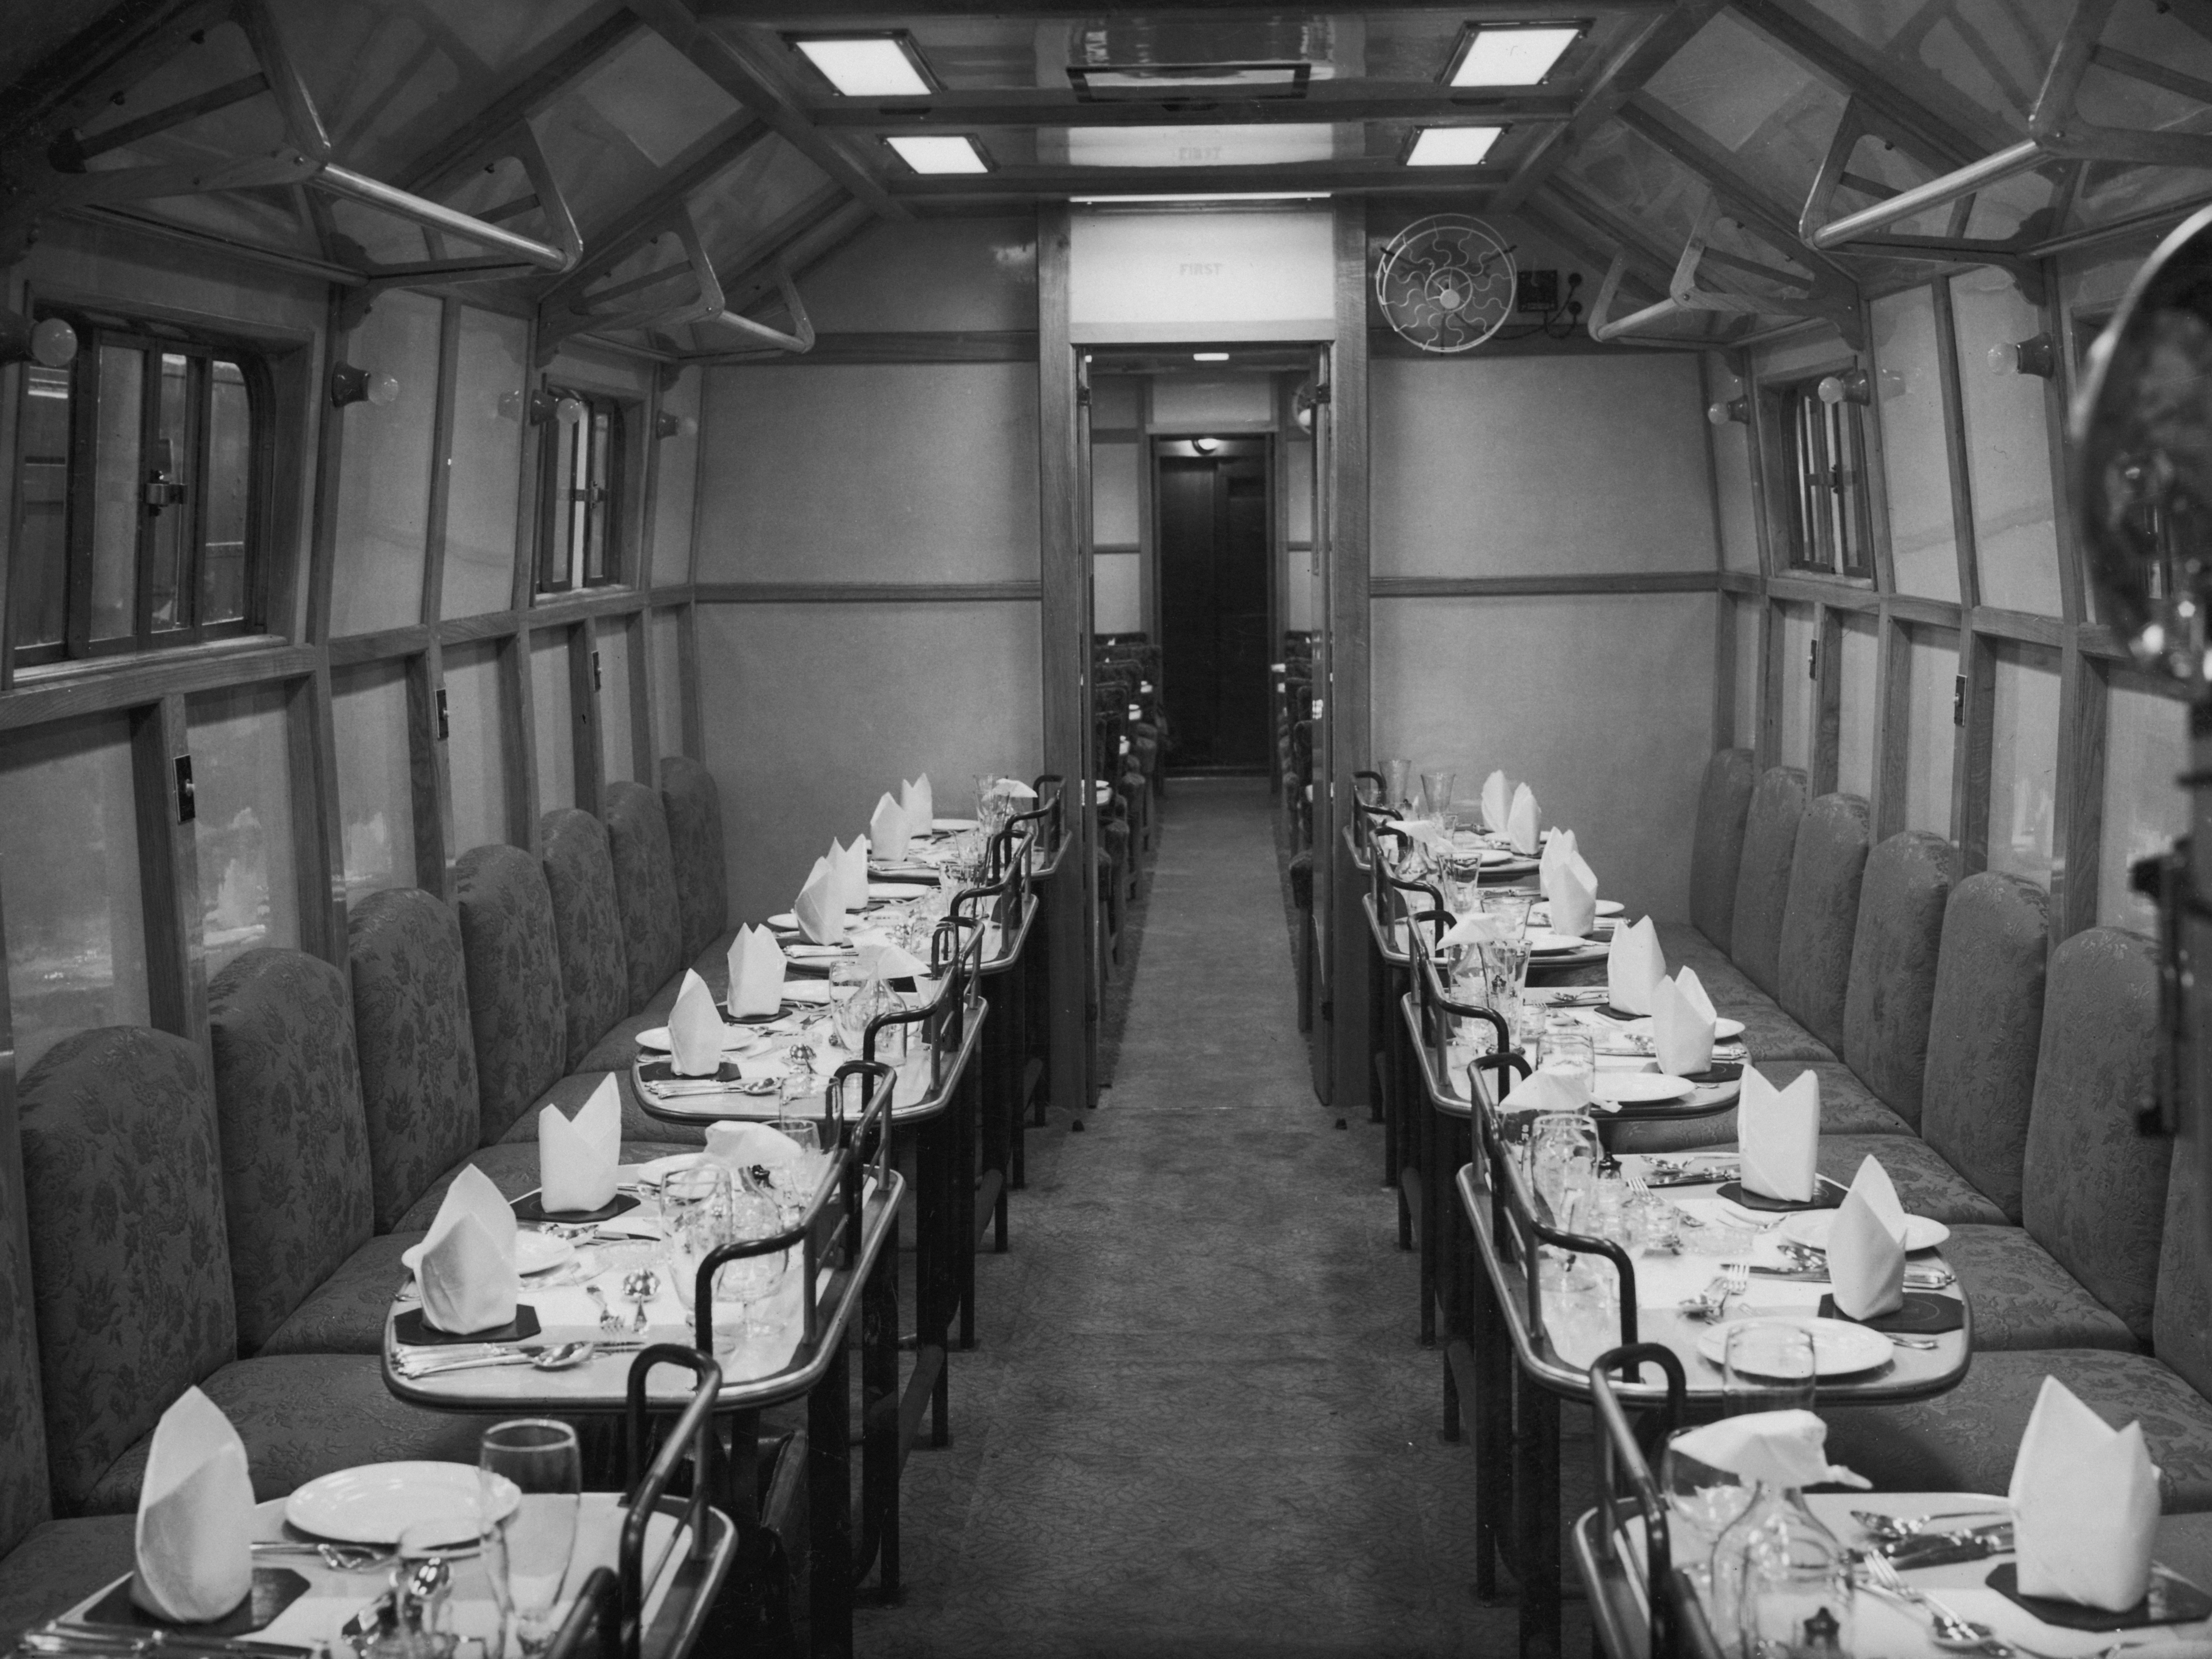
{"left": 1156, "top": 437, "right": 1270, "bottom": 774}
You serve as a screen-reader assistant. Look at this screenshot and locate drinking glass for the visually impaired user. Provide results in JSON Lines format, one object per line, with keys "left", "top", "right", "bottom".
{"left": 663, "top": 1165, "right": 738, "bottom": 1353}
{"left": 1480, "top": 887, "right": 1535, "bottom": 938}
{"left": 1531, "top": 1111, "right": 1601, "bottom": 1230}
{"left": 777, "top": 1040, "right": 819, "bottom": 1116}
{"left": 1722, "top": 1321, "right": 1819, "bottom": 1415}
{"left": 1383, "top": 757, "right": 1414, "bottom": 813}
{"left": 1659, "top": 1436, "right": 1754, "bottom": 1593}
{"left": 477, "top": 1421, "right": 580, "bottom": 1659}
{"left": 721, "top": 1186, "right": 793, "bottom": 1340}
{"left": 1541, "top": 1018, "right": 1596, "bottom": 1103}
{"left": 1420, "top": 769, "right": 1457, "bottom": 819}
{"left": 1483, "top": 939, "right": 1532, "bottom": 1014}
{"left": 830, "top": 962, "right": 871, "bottom": 1055}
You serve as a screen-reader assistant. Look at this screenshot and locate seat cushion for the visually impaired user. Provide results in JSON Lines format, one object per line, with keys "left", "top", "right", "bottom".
{"left": 541, "top": 809, "right": 632, "bottom": 1072}
{"left": 1919, "top": 872, "right": 2049, "bottom": 1224}
{"left": 348, "top": 889, "right": 481, "bottom": 1232}
{"left": 1726, "top": 1000, "right": 1837, "bottom": 1065}
{"left": 1837, "top": 831, "right": 1954, "bottom": 1128}
{"left": 576, "top": 970, "right": 685, "bottom": 1075}
{"left": 1942, "top": 1224, "right": 2141, "bottom": 1352}
{"left": 1687, "top": 749, "right": 1757, "bottom": 955}
{"left": 1822, "top": 1349, "right": 2212, "bottom": 1511}
{"left": 0, "top": 1513, "right": 139, "bottom": 1647}
{"left": 453, "top": 845, "right": 568, "bottom": 1145}
{"left": 1653, "top": 923, "right": 1765, "bottom": 1008}
{"left": 253, "top": 1234, "right": 424, "bottom": 1357}
{"left": 659, "top": 757, "right": 729, "bottom": 967}
{"left": 1750, "top": 1062, "right": 1914, "bottom": 1136}
{"left": 1774, "top": 794, "right": 1870, "bottom": 1055}
{"left": 1817, "top": 1135, "right": 2007, "bottom": 1225}
{"left": 207, "top": 949, "right": 377, "bottom": 1357}
{"left": 83, "top": 1356, "right": 486, "bottom": 1515}
{"left": 1609, "top": 1109, "right": 1739, "bottom": 1155}
{"left": 603, "top": 781, "right": 684, "bottom": 1013}
{"left": 1729, "top": 767, "right": 1808, "bottom": 998}
{"left": 394, "top": 1118, "right": 701, "bottom": 1231}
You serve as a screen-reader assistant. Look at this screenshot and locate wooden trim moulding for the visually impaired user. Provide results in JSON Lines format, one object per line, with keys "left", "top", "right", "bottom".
{"left": 695, "top": 581, "right": 1045, "bottom": 604}
{"left": 709, "top": 330, "right": 1040, "bottom": 366}
{"left": 0, "top": 643, "right": 321, "bottom": 732}
{"left": 1369, "top": 571, "right": 1720, "bottom": 598}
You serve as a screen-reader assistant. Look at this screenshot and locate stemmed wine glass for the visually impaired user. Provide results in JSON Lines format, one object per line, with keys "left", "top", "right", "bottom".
{"left": 477, "top": 1420, "right": 580, "bottom": 1659}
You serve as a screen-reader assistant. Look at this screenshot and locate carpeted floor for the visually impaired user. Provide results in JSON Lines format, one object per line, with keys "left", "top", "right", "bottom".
{"left": 852, "top": 778, "right": 1588, "bottom": 1657}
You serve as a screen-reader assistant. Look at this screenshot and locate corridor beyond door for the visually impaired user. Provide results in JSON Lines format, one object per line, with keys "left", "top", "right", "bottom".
{"left": 1157, "top": 439, "right": 1271, "bottom": 775}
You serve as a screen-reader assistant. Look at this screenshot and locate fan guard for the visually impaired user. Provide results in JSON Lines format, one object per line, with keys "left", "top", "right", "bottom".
{"left": 1375, "top": 215, "right": 1517, "bottom": 354}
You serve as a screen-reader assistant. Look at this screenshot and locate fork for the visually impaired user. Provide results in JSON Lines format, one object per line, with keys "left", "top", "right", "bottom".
{"left": 1720, "top": 1261, "right": 1749, "bottom": 1309}
{"left": 1681, "top": 1274, "right": 1733, "bottom": 1319}
{"left": 584, "top": 1283, "right": 625, "bottom": 1333}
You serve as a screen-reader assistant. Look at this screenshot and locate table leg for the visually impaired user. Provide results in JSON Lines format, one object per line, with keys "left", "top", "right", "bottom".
{"left": 915, "top": 1113, "right": 954, "bottom": 1447}
{"left": 1415, "top": 1090, "right": 1437, "bottom": 1348}
{"left": 957, "top": 1061, "right": 980, "bottom": 1353}
{"left": 808, "top": 1320, "right": 853, "bottom": 1658}
{"left": 1515, "top": 1374, "right": 1562, "bottom": 1659}
{"left": 861, "top": 1220, "right": 900, "bottom": 1602}
{"left": 1472, "top": 1219, "right": 1514, "bottom": 1604}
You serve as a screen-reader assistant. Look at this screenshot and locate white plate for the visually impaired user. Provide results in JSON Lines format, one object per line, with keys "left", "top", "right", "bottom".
{"left": 513, "top": 1232, "right": 574, "bottom": 1275}
{"left": 1695, "top": 1317, "right": 1897, "bottom": 1378}
{"left": 1616, "top": 1014, "right": 1748, "bottom": 1041}
{"left": 869, "top": 882, "right": 931, "bottom": 901}
{"left": 1525, "top": 929, "right": 1598, "bottom": 953}
{"left": 1591, "top": 1072, "right": 1695, "bottom": 1104}
{"left": 286, "top": 1462, "right": 519, "bottom": 1545}
{"left": 1780, "top": 1209, "right": 1952, "bottom": 1253}
{"left": 781, "top": 981, "right": 833, "bottom": 1004}
{"left": 634, "top": 1027, "right": 767, "bottom": 1056}
{"left": 932, "top": 816, "right": 978, "bottom": 831}
{"left": 784, "top": 943, "right": 852, "bottom": 960}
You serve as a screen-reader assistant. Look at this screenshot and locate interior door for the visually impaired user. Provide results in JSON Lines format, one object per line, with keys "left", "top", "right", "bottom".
{"left": 1156, "top": 438, "right": 1271, "bottom": 772}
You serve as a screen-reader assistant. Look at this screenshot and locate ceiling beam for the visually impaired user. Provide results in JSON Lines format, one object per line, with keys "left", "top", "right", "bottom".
{"left": 694, "top": 0, "right": 1666, "bottom": 15}
{"left": 398, "top": 7, "right": 642, "bottom": 193}
{"left": 883, "top": 161, "right": 1508, "bottom": 199}
{"left": 627, "top": 0, "right": 910, "bottom": 219}
{"left": 540, "top": 115, "right": 770, "bottom": 307}
{"left": 808, "top": 87, "right": 1578, "bottom": 129}
{"left": 1726, "top": 0, "right": 2005, "bottom": 168}
{"left": 1493, "top": 0, "right": 1726, "bottom": 213}
{"left": 1513, "top": 195, "right": 1671, "bottom": 302}
{"left": 1615, "top": 91, "right": 1823, "bottom": 261}
{"left": 715, "top": 185, "right": 863, "bottom": 314}
{"left": 1532, "top": 178, "right": 1682, "bottom": 289}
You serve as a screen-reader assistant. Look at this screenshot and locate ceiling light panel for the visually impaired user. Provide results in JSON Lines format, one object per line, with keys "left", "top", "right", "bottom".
{"left": 884, "top": 134, "right": 991, "bottom": 174}
{"left": 791, "top": 35, "right": 933, "bottom": 97}
{"left": 1446, "top": 23, "right": 1585, "bottom": 87}
{"left": 1404, "top": 126, "right": 1505, "bottom": 166}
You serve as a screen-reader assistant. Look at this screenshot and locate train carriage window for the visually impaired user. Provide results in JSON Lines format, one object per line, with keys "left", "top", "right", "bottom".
{"left": 8, "top": 315, "right": 268, "bottom": 664}
{"left": 535, "top": 390, "right": 630, "bottom": 593}
{"left": 1774, "top": 376, "right": 1874, "bottom": 579}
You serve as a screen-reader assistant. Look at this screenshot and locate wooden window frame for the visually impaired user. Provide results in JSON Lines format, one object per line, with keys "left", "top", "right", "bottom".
{"left": 533, "top": 386, "right": 632, "bottom": 596}
{"left": 1768, "top": 373, "right": 1876, "bottom": 581}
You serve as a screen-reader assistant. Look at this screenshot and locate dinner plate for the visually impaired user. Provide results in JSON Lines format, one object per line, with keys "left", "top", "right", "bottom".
{"left": 767, "top": 912, "right": 799, "bottom": 929}
{"left": 1524, "top": 929, "right": 1597, "bottom": 953}
{"left": 634, "top": 1027, "right": 767, "bottom": 1057}
{"left": 1616, "top": 1014, "right": 1748, "bottom": 1040}
{"left": 784, "top": 943, "right": 852, "bottom": 960}
{"left": 932, "top": 817, "right": 978, "bottom": 831}
{"left": 1695, "top": 1317, "right": 1894, "bottom": 1378}
{"left": 868, "top": 882, "right": 930, "bottom": 902}
{"left": 1591, "top": 1072, "right": 1695, "bottom": 1104}
{"left": 1531, "top": 900, "right": 1626, "bottom": 923}
{"left": 286, "top": 1462, "right": 519, "bottom": 1545}
{"left": 513, "top": 1231, "right": 574, "bottom": 1275}
{"left": 1780, "top": 1209, "right": 1952, "bottom": 1253}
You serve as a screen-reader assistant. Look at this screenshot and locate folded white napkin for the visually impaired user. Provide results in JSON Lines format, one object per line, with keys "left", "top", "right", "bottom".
{"left": 986, "top": 776, "right": 1038, "bottom": 800}
{"left": 1739, "top": 1069, "right": 1821, "bottom": 1203}
{"left": 1669, "top": 1409, "right": 1869, "bottom": 1490}
{"left": 1652, "top": 968, "right": 1718, "bottom": 1076}
{"left": 831, "top": 838, "right": 869, "bottom": 913}
{"left": 400, "top": 1165, "right": 518, "bottom": 1334}
{"left": 869, "top": 793, "right": 909, "bottom": 863}
{"left": 903, "top": 774, "right": 933, "bottom": 829}
{"left": 539, "top": 1073, "right": 620, "bottom": 1213}
{"left": 1481, "top": 770, "right": 1511, "bottom": 834}
{"left": 1439, "top": 912, "right": 1507, "bottom": 952}
{"left": 1606, "top": 916, "right": 1666, "bottom": 1015}
{"left": 1500, "top": 1068, "right": 1589, "bottom": 1113}
{"left": 705, "top": 1120, "right": 812, "bottom": 1181}
{"left": 1543, "top": 835, "right": 1600, "bottom": 939}
{"left": 2011, "top": 1375, "right": 2161, "bottom": 1611}
{"left": 131, "top": 1387, "right": 253, "bottom": 1622}
{"left": 857, "top": 940, "right": 927, "bottom": 980}
{"left": 1829, "top": 1155, "right": 1908, "bottom": 1320}
{"left": 1506, "top": 784, "right": 1541, "bottom": 856}
{"left": 665, "top": 968, "right": 726, "bottom": 1080}
{"left": 727, "top": 925, "right": 787, "bottom": 1020}
{"left": 794, "top": 857, "right": 845, "bottom": 945}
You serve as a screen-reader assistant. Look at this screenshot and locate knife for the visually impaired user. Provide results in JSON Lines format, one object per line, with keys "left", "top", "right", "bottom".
{"left": 25, "top": 1627, "right": 318, "bottom": 1659}
{"left": 1883, "top": 1522, "right": 2015, "bottom": 1568}
{"left": 1748, "top": 1265, "right": 1956, "bottom": 1288}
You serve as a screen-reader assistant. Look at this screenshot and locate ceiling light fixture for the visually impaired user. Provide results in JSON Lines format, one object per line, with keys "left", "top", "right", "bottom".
{"left": 1192, "top": 437, "right": 1219, "bottom": 453}
{"left": 788, "top": 34, "right": 935, "bottom": 97}
{"left": 1443, "top": 22, "right": 1587, "bottom": 87}
{"left": 1068, "top": 62, "right": 1311, "bottom": 100}
{"left": 1068, "top": 191, "right": 1330, "bottom": 204}
{"left": 1404, "top": 126, "right": 1506, "bottom": 167}
{"left": 1193, "top": 352, "right": 1231, "bottom": 362}
{"left": 883, "top": 135, "right": 991, "bottom": 175}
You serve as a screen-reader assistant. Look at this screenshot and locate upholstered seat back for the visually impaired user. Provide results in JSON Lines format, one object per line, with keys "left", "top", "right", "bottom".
{"left": 2156, "top": 1144, "right": 2212, "bottom": 1401}
{"left": 659, "top": 757, "right": 728, "bottom": 964}
{"left": 349, "top": 889, "right": 481, "bottom": 1230}
{"left": 2022, "top": 928, "right": 2169, "bottom": 1346}
{"left": 19, "top": 1028, "right": 237, "bottom": 1515}
{"left": 1688, "top": 748, "right": 1756, "bottom": 953}
{"left": 541, "top": 809, "right": 631, "bottom": 1069}
{"left": 603, "top": 781, "right": 683, "bottom": 1009}
{"left": 1774, "top": 794, "right": 1871, "bottom": 1054}
{"left": 1918, "top": 872, "right": 2049, "bottom": 1222}
{"left": 1839, "top": 832, "right": 1955, "bottom": 1127}
{"left": 453, "top": 844, "right": 567, "bottom": 1143}
{"left": 1729, "top": 767, "right": 1808, "bottom": 997}
{"left": 0, "top": 1088, "right": 52, "bottom": 1552}
{"left": 207, "top": 949, "right": 377, "bottom": 1356}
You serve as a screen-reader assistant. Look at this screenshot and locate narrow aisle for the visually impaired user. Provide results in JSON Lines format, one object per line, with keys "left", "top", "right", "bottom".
{"left": 856, "top": 779, "right": 1528, "bottom": 1658}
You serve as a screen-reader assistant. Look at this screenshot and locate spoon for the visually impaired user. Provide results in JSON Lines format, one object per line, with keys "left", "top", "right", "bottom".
{"left": 251, "top": 1541, "right": 396, "bottom": 1571}
{"left": 1850, "top": 1509, "right": 2006, "bottom": 1542}
{"left": 622, "top": 1268, "right": 660, "bottom": 1331}
{"left": 398, "top": 1340, "right": 602, "bottom": 1378}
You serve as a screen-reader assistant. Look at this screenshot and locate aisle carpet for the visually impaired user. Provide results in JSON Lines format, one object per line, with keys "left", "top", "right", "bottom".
{"left": 852, "top": 778, "right": 1588, "bottom": 1657}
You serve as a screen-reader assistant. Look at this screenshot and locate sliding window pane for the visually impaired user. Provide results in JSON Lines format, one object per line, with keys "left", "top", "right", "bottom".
{"left": 1986, "top": 642, "right": 2061, "bottom": 887}
{"left": 2098, "top": 679, "right": 2191, "bottom": 932}
{"left": 532, "top": 632, "right": 575, "bottom": 810}
{"left": 146, "top": 352, "right": 191, "bottom": 634}
{"left": 541, "top": 418, "right": 579, "bottom": 591}
{"left": 200, "top": 361, "right": 251, "bottom": 625}
{"left": 1836, "top": 615, "right": 1878, "bottom": 799}
{"left": 1952, "top": 273, "right": 2063, "bottom": 616}
{"left": 89, "top": 345, "right": 143, "bottom": 641}
{"left": 329, "top": 289, "right": 441, "bottom": 636}
{"left": 1903, "top": 627, "right": 1959, "bottom": 836}
{"left": 13, "top": 364, "right": 70, "bottom": 650}
{"left": 188, "top": 683, "right": 298, "bottom": 973}
{"left": 443, "top": 640, "right": 511, "bottom": 851}
{"left": 332, "top": 661, "right": 417, "bottom": 900}
{"left": 596, "top": 617, "right": 636, "bottom": 782}
{"left": 647, "top": 372, "right": 699, "bottom": 587}
{"left": 1870, "top": 288, "right": 1959, "bottom": 601}
{"left": 0, "top": 715, "right": 148, "bottom": 1073}
{"left": 443, "top": 307, "right": 528, "bottom": 618}
{"left": 584, "top": 408, "right": 611, "bottom": 583}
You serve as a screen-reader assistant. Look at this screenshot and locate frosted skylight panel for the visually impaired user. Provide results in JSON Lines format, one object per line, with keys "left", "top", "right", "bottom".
{"left": 1447, "top": 24, "right": 1584, "bottom": 86}
{"left": 1404, "top": 126, "right": 1504, "bottom": 166}
{"left": 884, "top": 135, "right": 990, "bottom": 174}
{"left": 791, "top": 36, "right": 933, "bottom": 97}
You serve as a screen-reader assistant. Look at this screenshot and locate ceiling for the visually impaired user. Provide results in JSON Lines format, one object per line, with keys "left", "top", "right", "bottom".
{"left": 4, "top": 0, "right": 2212, "bottom": 354}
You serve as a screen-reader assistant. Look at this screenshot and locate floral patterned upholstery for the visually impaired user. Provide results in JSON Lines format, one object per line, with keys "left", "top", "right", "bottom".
{"left": 348, "top": 889, "right": 481, "bottom": 1232}
{"left": 603, "top": 782, "right": 684, "bottom": 1013}
{"left": 86, "top": 1355, "right": 484, "bottom": 1514}
{"left": 1918, "top": 873, "right": 2049, "bottom": 1224}
{"left": 541, "top": 809, "right": 631, "bottom": 1071}
{"left": 395, "top": 1117, "right": 699, "bottom": 1230}
{"left": 18, "top": 1029, "right": 237, "bottom": 1516}
{"left": 1822, "top": 1347, "right": 2212, "bottom": 1510}
{"left": 0, "top": 1513, "right": 137, "bottom": 1647}
{"left": 1774, "top": 794, "right": 1870, "bottom": 1056}
{"left": 1941, "top": 1225, "right": 2140, "bottom": 1351}
{"left": 1723, "top": 996, "right": 1837, "bottom": 1065}
{"left": 1836, "top": 832, "right": 1954, "bottom": 1128}
{"left": 1652, "top": 923, "right": 1766, "bottom": 1007}
{"left": 1687, "top": 748, "right": 1756, "bottom": 954}
{"left": 206, "top": 950, "right": 377, "bottom": 1357}
{"left": 1749, "top": 1062, "right": 1913, "bottom": 1136}
{"left": 487, "top": 1067, "right": 707, "bottom": 1150}
{"left": 1816, "top": 1134, "right": 2008, "bottom": 1224}
{"left": 253, "top": 1234, "right": 422, "bottom": 1357}
{"left": 660, "top": 757, "right": 730, "bottom": 966}
{"left": 2021, "top": 927, "right": 2169, "bottom": 1347}
{"left": 1728, "top": 767, "right": 1808, "bottom": 999}
{"left": 2155, "top": 1146, "right": 2212, "bottom": 1402}
{"left": 0, "top": 1088, "right": 51, "bottom": 1556}
{"left": 453, "top": 844, "right": 567, "bottom": 1145}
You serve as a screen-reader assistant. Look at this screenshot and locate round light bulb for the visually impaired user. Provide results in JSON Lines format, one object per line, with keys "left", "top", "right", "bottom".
{"left": 29, "top": 317, "right": 76, "bottom": 368}
{"left": 364, "top": 372, "right": 400, "bottom": 408}
{"left": 1192, "top": 436, "right": 1218, "bottom": 454}
{"left": 1707, "top": 401, "right": 1731, "bottom": 426}
{"left": 555, "top": 396, "right": 584, "bottom": 426}
{"left": 1816, "top": 375, "right": 1845, "bottom": 405}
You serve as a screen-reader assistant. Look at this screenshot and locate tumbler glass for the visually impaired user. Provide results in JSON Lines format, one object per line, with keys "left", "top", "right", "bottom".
{"left": 477, "top": 1422, "right": 579, "bottom": 1658}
